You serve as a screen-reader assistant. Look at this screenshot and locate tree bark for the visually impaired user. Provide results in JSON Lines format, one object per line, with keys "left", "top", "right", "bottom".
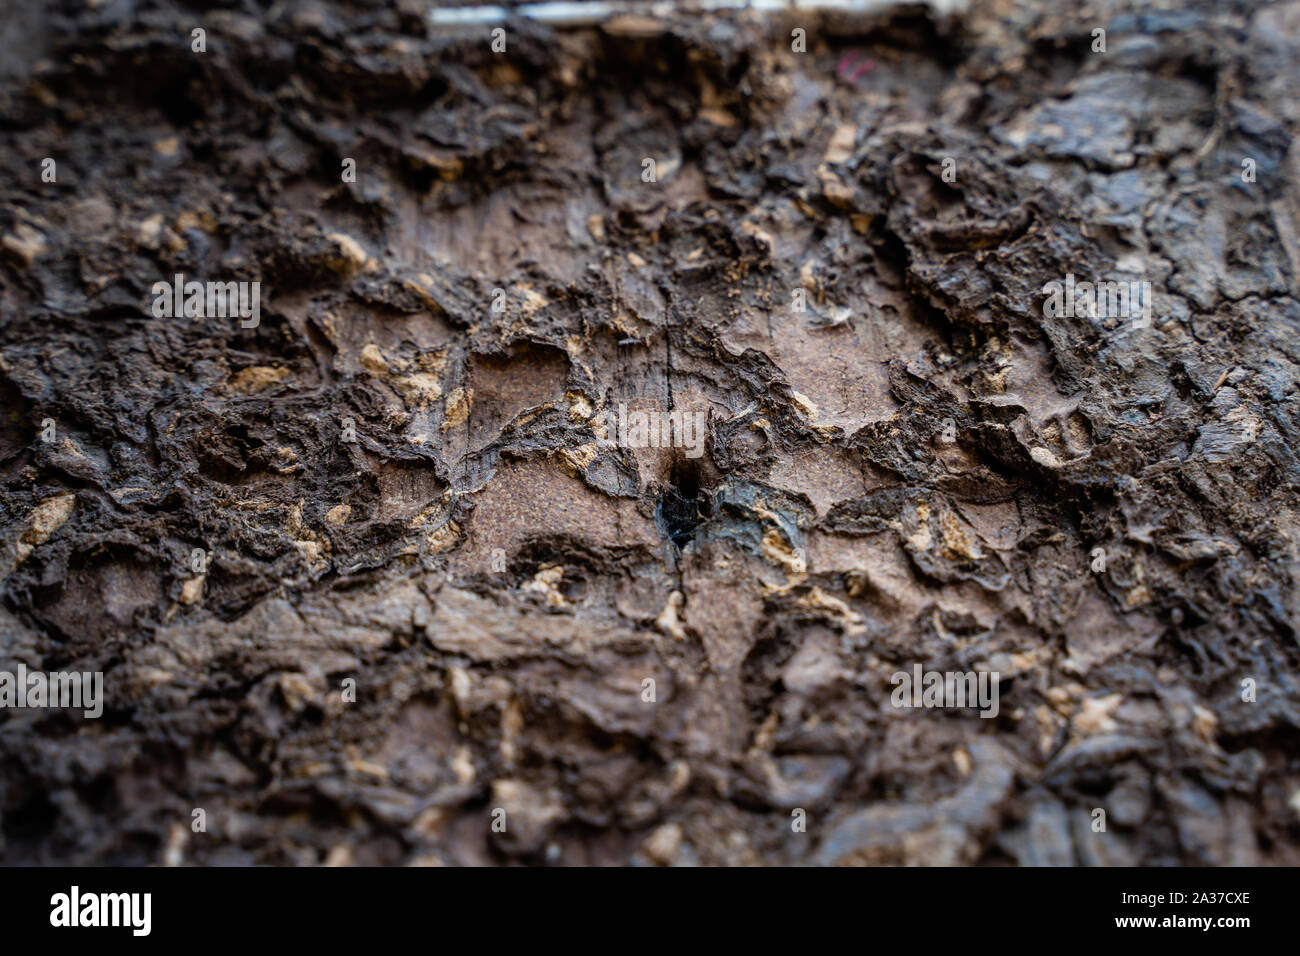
{"left": 1, "top": 0, "right": 1298, "bottom": 865}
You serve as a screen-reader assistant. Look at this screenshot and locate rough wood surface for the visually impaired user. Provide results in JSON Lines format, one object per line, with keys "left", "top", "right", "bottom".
{"left": 1, "top": 0, "right": 1298, "bottom": 865}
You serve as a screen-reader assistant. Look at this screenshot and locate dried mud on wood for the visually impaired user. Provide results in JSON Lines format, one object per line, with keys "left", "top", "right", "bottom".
{"left": 0, "top": 0, "right": 1298, "bottom": 865}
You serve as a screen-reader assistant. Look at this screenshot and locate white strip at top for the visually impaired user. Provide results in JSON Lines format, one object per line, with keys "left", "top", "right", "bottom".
{"left": 428, "top": 0, "right": 967, "bottom": 29}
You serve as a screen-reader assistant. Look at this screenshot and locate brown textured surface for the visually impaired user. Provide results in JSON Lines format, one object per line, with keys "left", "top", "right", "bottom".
{"left": 0, "top": 0, "right": 1298, "bottom": 865}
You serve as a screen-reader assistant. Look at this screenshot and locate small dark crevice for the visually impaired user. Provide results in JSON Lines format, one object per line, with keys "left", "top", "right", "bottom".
{"left": 657, "top": 457, "right": 706, "bottom": 551}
